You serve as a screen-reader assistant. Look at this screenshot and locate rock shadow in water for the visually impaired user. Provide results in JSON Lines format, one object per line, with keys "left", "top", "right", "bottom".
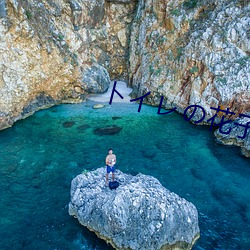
{"left": 112, "top": 116, "right": 122, "bottom": 121}
{"left": 144, "top": 163, "right": 157, "bottom": 171}
{"left": 141, "top": 149, "right": 157, "bottom": 159}
{"left": 210, "top": 185, "right": 248, "bottom": 223}
{"left": 156, "top": 139, "right": 176, "bottom": 153}
{"left": 190, "top": 167, "right": 204, "bottom": 181}
{"left": 50, "top": 107, "right": 58, "bottom": 113}
{"left": 210, "top": 185, "right": 230, "bottom": 203}
{"left": 63, "top": 121, "right": 75, "bottom": 128}
{"left": 76, "top": 124, "right": 91, "bottom": 133}
{"left": 31, "top": 121, "right": 40, "bottom": 126}
{"left": 93, "top": 125, "right": 122, "bottom": 136}
{"left": 235, "top": 201, "right": 248, "bottom": 223}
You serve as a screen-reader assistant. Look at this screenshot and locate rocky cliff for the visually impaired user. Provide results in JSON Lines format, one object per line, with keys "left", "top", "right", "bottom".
{"left": 128, "top": 0, "right": 249, "bottom": 155}
{"left": 129, "top": 0, "right": 249, "bottom": 120}
{"left": 0, "top": 0, "right": 249, "bottom": 154}
{"left": 69, "top": 168, "right": 200, "bottom": 250}
{"left": 0, "top": 0, "right": 137, "bottom": 130}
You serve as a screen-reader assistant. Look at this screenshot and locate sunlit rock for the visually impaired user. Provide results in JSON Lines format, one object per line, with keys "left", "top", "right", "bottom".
{"left": 69, "top": 168, "right": 200, "bottom": 250}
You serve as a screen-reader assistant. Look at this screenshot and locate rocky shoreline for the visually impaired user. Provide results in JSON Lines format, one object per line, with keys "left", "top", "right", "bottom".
{"left": 214, "top": 112, "right": 250, "bottom": 157}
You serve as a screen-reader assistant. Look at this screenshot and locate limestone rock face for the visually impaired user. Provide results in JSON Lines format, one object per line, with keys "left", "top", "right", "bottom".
{"left": 129, "top": 0, "right": 250, "bottom": 121}
{"left": 215, "top": 112, "right": 250, "bottom": 157}
{"left": 0, "top": 1, "right": 82, "bottom": 129}
{"left": 0, "top": 0, "right": 137, "bottom": 129}
{"left": 81, "top": 64, "right": 110, "bottom": 94}
{"left": 106, "top": 0, "right": 136, "bottom": 3}
{"left": 69, "top": 168, "right": 200, "bottom": 250}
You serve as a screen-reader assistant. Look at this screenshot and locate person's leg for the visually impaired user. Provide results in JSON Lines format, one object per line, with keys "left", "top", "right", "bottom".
{"left": 106, "top": 165, "right": 110, "bottom": 186}
{"left": 111, "top": 165, "right": 115, "bottom": 181}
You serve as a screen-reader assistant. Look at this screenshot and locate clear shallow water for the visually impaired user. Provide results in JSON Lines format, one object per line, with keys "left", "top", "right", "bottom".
{"left": 0, "top": 100, "right": 249, "bottom": 250}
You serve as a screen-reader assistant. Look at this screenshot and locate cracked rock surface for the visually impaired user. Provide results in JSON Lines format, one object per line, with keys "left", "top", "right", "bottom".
{"left": 69, "top": 168, "right": 200, "bottom": 250}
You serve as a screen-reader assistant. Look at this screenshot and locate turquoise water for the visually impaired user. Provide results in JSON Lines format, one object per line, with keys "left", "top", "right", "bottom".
{"left": 0, "top": 100, "right": 249, "bottom": 250}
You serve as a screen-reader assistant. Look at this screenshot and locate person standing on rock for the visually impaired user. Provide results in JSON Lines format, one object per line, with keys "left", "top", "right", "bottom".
{"left": 106, "top": 148, "right": 116, "bottom": 185}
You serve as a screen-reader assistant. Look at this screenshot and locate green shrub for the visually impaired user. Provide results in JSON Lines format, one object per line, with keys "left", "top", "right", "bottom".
{"left": 71, "top": 60, "right": 78, "bottom": 66}
{"left": 156, "top": 36, "right": 167, "bottom": 45}
{"left": 189, "top": 66, "right": 199, "bottom": 73}
{"left": 149, "top": 64, "right": 154, "bottom": 74}
{"left": 183, "top": 0, "right": 198, "bottom": 9}
{"left": 155, "top": 68, "right": 162, "bottom": 76}
{"left": 235, "top": 56, "right": 250, "bottom": 66}
{"left": 175, "top": 47, "right": 184, "bottom": 60}
{"left": 25, "top": 10, "right": 32, "bottom": 19}
{"left": 70, "top": 53, "right": 78, "bottom": 66}
{"left": 58, "top": 33, "right": 64, "bottom": 41}
{"left": 170, "top": 9, "right": 181, "bottom": 16}
{"left": 217, "top": 77, "right": 227, "bottom": 84}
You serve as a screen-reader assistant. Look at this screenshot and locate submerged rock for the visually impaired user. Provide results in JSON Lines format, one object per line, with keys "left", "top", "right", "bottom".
{"left": 141, "top": 149, "right": 157, "bottom": 159}
{"left": 112, "top": 116, "right": 122, "bottom": 120}
{"left": 63, "top": 121, "right": 75, "bottom": 128}
{"left": 69, "top": 168, "right": 200, "bottom": 250}
{"left": 76, "top": 124, "right": 91, "bottom": 132}
{"left": 93, "top": 125, "right": 122, "bottom": 135}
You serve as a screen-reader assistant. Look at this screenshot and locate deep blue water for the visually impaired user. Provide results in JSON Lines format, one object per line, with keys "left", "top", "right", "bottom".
{"left": 0, "top": 100, "right": 249, "bottom": 250}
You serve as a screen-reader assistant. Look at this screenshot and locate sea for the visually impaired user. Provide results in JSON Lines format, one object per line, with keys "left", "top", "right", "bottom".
{"left": 0, "top": 100, "right": 249, "bottom": 250}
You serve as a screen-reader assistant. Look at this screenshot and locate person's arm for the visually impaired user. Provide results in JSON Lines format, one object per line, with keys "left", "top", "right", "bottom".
{"left": 106, "top": 156, "right": 109, "bottom": 165}
{"left": 110, "top": 155, "right": 116, "bottom": 168}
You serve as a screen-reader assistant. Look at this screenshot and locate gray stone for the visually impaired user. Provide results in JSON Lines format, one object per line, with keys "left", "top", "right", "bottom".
{"left": 21, "top": 92, "right": 55, "bottom": 116}
{"left": 93, "top": 103, "right": 105, "bottom": 109}
{"left": 69, "top": 168, "right": 200, "bottom": 250}
{"left": 81, "top": 64, "right": 110, "bottom": 94}
{"left": 68, "top": 0, "right": 82, "bottom": 11}
{"left": 215, "top": 112, "right": 250, "bottom": 157}
{"left": 106, "top": 0, "right": 135, "bottom": 3}
{"left": 0, "top": 0, "right": 6, "bottom": 18}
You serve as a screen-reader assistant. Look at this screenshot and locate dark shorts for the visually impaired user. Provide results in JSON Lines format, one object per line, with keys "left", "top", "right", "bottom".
{"left": 107, "top": 165, "right": 115, "bottom": 173}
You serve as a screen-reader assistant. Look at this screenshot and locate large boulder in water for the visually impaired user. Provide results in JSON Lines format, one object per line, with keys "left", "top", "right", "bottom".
{"left": 68, "top": 168, "right": 200, "bottom": 250}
